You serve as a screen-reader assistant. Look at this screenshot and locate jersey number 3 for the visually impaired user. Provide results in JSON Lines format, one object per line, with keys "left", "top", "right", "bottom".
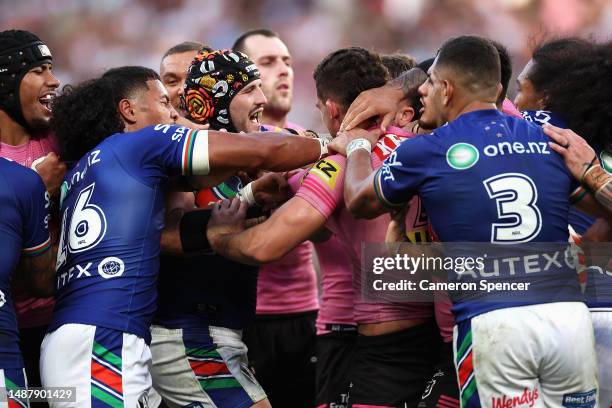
{"left": 483, "top": 173, "right": 542, "bottom": 243}
{"left": 56, "top": 182, "right": 107, "bottom": 269}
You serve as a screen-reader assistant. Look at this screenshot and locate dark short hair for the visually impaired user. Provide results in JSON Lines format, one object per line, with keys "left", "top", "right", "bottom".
{"left": 530, "top": 37, "right": 612, "bottom": 150}
{"left": 232, "top": 29, "right": 279, "bottom": 54}
{"left": 52, "top": 66, "right": 160, "bottom": 161}
{"left": 313, "top": 47, "right": 389, "bottom": 110}
{"left": 399, "top": 68, "right": 428, "bottom": 117}
{"left": 490, "top": 40, "right": 512, "bottom": 103}
{"left": 381, "top": 53, "right": 417, "bottom": 79}
{"left": 162, "top": 41, "right": 205, "bottom": 60}
{"left": 435, "top": 35, "right": 501, "bottom": 97}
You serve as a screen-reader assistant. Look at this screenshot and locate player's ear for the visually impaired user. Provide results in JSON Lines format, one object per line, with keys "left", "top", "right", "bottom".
{"left": 442, "top": 80, "right": 453, "bottom": 107}
{"left": 394, "top": 102, "right": 415, "bottom": 128}
{"left": 325, "top": 100, "right": 340, "bottom": 120}
{"left": 118, "top": 98, "right": 137, "bottom": 125}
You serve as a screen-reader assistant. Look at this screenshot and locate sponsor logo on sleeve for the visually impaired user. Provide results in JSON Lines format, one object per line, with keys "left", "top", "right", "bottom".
{"left": 309, "top": 158, "right": 341, "bottom": 189}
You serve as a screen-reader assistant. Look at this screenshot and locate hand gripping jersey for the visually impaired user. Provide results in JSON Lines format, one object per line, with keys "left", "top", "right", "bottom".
{"left": 0, "top": 158, "right": 50, "bottom": 367}
{"left": 296, "top": 126, "right": 433, "bottom": 324}
{"left": 155, "top": 175, "right": 259, "bottom": 330}
{"left": 375, "top": 110, "right": 584, "bottom": 322}
{"left": 51, "top": 125, "right": 209, "bottom": 343}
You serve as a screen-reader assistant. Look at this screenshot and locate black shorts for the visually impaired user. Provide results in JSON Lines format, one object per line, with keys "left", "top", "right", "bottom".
{"left": 348, "top": 320, "right": 440, "bottom": 408}
{"left": 316, "top": 327, "right": 357, "bottom": 408}
{"left": 242, "top": 310, "right": 317, "bottom": 408}
{"left": 418, "top": 342, "right": 460, "bottom": 408}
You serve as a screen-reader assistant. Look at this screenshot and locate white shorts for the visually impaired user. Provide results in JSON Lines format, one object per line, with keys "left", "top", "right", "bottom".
{"left": 454, "top": 302, "right": 599, "bottom": 408}
{"left": 0, "top": 368, "right": 28, "bottom": 408}
{"left": 40, "top": 324, "right": 161, "bottom": 408}
{"left": 592, "top": 311, "right": 612, "bottom": 408}
{"left": 150, "top": 325, "right": 266, "bottom": 408}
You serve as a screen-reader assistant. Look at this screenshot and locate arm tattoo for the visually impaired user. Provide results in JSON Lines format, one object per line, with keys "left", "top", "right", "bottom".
{"left": 584, "top": 166, "right": 612, "bottom": 212}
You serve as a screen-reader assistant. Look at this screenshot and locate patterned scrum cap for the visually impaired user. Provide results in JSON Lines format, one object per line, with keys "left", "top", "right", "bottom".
{"left": 182, "top": 49, "right": 260, "bottom": 132}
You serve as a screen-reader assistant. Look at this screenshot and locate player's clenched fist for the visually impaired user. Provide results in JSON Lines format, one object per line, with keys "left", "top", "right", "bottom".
{"left": 32, "top": 152, "right": 66, "bottom": 197}
{"left": 207, "top": 198, "right": 248, "bottom": 250}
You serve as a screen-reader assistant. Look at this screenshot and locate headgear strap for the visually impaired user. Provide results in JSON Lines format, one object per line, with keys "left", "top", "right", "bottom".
{"left": 0, "top": 30, "right": 53, "bottom": 129}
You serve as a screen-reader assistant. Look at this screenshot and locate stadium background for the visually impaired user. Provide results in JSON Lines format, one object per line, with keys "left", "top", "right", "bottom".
{"left": 1, "top": 0, "right": 611, "bottom": 131}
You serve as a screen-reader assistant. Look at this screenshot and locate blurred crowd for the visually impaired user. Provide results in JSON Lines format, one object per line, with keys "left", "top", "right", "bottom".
{"left": 2, "top": 0, "right": 612, "bottom": 130}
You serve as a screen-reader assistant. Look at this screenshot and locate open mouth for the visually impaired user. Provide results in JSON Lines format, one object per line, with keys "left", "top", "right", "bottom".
{"left": 249, "top": 107, "right": 263, "bottom": 125}
{"left": 39, "top": 93, "right": 55, "bottom": 113}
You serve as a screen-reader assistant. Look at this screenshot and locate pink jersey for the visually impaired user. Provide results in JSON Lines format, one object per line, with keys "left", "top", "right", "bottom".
{"left": 0, "top": 131, "right": 58, "bottom": 328}
{"left": 255, "top": 242, "right": 319, "bottom": 314}
{"left": 256, "top": 121, "right": 319, "bottom": 315}
{"left": 502, "top": 98, "right": 522, "bottom": 118}
{"left": 296, "top": 127, "right": 433, "bottom": 324}
{"left": 314, "top": 235, "right": 354, "bottom": 335}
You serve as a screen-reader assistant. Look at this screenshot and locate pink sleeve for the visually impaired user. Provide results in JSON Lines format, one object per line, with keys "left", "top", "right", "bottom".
{"left": 295, "top": 154, "right": 346, "bottom": 219}
{"left": 288, "top": 169, "right": 308, "bottom": 194}
{"left": 502, "top": 98, "right": 522, "bottom": 118}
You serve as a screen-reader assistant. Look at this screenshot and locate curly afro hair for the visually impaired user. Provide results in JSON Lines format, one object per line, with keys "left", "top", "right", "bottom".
{"left": 529, "top": 38, "right": 612, "bottom": 151}
{"left": 313, "top": 47, "right": 389, "bottom": 110}
{"left": 51, "top": 66, "right": 159, "bottom": 161}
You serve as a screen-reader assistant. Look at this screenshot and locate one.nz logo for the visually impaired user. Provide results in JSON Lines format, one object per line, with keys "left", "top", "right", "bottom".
{"left": 446, "top": 142, "right": 479, "bottom": 170}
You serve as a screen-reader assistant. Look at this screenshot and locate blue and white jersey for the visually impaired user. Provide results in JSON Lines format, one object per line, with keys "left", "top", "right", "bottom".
{"left": 51, "top": 125, "right": 209, "bottom": 343}
{"left": 0, "top": 158, "right": 50, "bottom": 367}
{"left": 523, "top": 110, "right": 612, "bottom": 309}
{"left": 523, "top": 110, "right": 596, "bottom": 235}
{"left": 375, "top": 109, "right": 583, "bottom": 321}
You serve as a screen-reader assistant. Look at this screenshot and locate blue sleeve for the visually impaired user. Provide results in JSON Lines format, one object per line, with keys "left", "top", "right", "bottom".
{"left": 374, "top": 133, "right": 440, "bottom": 207}
{"left": 112, "top": 124, "right": 210, "bottom": 185}
{"left": 14, "top": 169, "right": 51, "bottom": 256}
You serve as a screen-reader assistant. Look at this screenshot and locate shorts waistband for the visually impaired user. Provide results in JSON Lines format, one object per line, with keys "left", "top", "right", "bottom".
{"left": 325, "top": 323, "right": 357, "bottom": 333}
{"left": 150, "top": 325, "right": 242, "bottom": 340}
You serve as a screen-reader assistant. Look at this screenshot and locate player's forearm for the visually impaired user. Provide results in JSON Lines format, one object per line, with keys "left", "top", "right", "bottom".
{"left": 583, "top": 166, "right": 612, "bottom": 214}
{"left": 209, "top": 132, "right": 324, "bottom": 174}
{"left": 252, "top": 133, "right": 324, "bottom": 171}
{"left": 212, "top": 228, "right": 288, "bottom": 265}
{"left": 345, "top": 150, "right": 383, "bottom": 219}
{"left": 17, "top": 247, "right": 56, "bottom": 297}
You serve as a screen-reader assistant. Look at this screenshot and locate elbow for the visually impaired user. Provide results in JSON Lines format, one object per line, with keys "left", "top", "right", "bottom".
{"left": 346, "top": 191, "right": 378, "bottom": 220}
{"left": 245, "top": 238, "right": 286, "bottom": 264}
{"left": 249, "top": 245, "right": 284, "bottom": 265}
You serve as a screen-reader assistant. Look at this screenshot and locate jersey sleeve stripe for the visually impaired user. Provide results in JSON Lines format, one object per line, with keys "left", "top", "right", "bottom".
{"left": 570, "top": 185, "right": 589, "bottom": 205}
{"left": 374, "top": 168, "right": 403, "bottom": 208}
{"left": 181, "top": 129, "right": 196, "bottom": 175}
{"left": 22, "top": 236, "right": 51, "bottom": 257}
{"left": 301, "top": 181, "right": 337, "bottom": 210}
{"left": 190, "top": 130, "right": 210, "bottom": 176}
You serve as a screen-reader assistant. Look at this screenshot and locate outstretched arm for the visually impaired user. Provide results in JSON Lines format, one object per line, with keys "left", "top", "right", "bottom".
{"left": 204, "top": 131, "right": 327, "bottom": 184}
{"left": 207, "top": 197, "right": 326, "bottom": 265}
